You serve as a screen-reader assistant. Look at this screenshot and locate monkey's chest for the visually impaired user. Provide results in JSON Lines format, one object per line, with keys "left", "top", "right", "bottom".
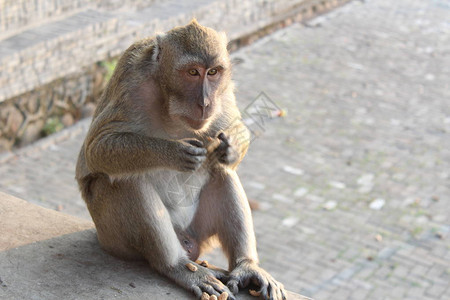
{"left": 146, "top": 169, "right": 209, "bottom": 229}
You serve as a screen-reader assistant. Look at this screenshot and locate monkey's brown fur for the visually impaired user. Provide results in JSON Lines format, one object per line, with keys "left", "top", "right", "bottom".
{"left": 76, "top": 20, "right": 285, "bottom": 300}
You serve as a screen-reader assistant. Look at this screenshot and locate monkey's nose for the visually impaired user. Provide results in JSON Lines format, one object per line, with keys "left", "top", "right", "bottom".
{"left": 199, "top": 106, "right": 207, "bottom": 119}
{"left": 198, "top": 98, "right": 210, "bottom": 108}
{"left": 198, "top": 99, "right": 210, "bottom": 119}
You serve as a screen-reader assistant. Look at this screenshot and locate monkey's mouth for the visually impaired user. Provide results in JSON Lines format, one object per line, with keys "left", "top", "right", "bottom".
{"left": 181, "top": 116, "right": 209, "bottom": 130}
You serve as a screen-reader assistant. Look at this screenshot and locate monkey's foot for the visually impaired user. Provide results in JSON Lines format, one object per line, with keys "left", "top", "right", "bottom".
{"left": 226, "top": 260, "right": 286, "bottom": 300}
{"left": 170, "top": 260, "right": 236, "bottom": 300}
{"left": 201, "top": 291, "right": 230, "bottom": 300}
{"left": 195, "top": 260, "right": 230, "bottom": 281}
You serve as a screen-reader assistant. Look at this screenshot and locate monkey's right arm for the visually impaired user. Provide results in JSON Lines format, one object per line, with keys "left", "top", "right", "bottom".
{"left": 84, "top": 119, "right": 206, "bottom": 176}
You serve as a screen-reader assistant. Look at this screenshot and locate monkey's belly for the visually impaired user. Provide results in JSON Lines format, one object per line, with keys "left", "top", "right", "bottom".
{"left": 145, "top": 169, "right": 209, "bottom": 229}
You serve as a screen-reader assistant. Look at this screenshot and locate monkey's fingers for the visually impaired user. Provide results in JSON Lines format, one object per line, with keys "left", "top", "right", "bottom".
{"left": 184, "top": 139, "right": 205, "bottom": 148}
{"left": 217, "top": 132, "right": 230, "bottom": 147}
{"left": 192, "top": 273, "right": 236, "bottom": 300}
{"left": 179, "top": 138, "right": 207, "bottom": 157}
{"left": 197, "top": 283, "right": 223, "bottom": 299}
{"left": 184, "top": 145, "right": 207, "bottom": 156}
{"left": 197, "top": 261, "right": 230, "bottom": 281}
{"left": 181, "top": 156, "right": 206, "bottom": 171}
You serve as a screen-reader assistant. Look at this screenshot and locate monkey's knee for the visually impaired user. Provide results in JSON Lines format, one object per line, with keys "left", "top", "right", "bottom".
{"left": 96, "top": 229, "right": 143, "bottom": 261}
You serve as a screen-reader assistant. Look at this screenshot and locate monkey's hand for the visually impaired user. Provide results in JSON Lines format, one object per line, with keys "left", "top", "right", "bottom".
{"left": 211, "top": 133, "right": 240, "bottom": 167}
{"left": 227, "top": 259, "right": 286, "bottom": 300}
{"left": 173, "top": 139, "right": 207, "bottom": 171}
{"left": 169, "top": 260, "right": 236, "bottom": 300}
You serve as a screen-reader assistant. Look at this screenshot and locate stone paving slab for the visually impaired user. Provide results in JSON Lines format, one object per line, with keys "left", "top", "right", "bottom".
{"left": 1, "top": 0, "right": 450, "bottom": 299}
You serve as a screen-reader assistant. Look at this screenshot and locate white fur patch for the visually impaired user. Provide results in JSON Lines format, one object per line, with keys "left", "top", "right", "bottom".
{"left": 145, "top": 168, "right": 209, "bottom": 229}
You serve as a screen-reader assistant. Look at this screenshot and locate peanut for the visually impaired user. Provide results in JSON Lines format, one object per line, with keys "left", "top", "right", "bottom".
{"left": 249, "top": 289, "right": 261, "bottom": 297}
{"left": 185, "top": 262, "right": 198, "bottom": 272}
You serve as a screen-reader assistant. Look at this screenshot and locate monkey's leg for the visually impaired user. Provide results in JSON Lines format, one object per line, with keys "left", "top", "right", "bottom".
{"left": 90, "top": 177, "right": 235, "bottom": 300}
{"left": 191, "top": 170, "right": 286, "bottom": 300}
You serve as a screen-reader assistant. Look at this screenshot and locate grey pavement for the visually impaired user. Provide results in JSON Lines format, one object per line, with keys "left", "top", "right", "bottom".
{"left": 1, "top": 0, "right": 450, "bottom": 299}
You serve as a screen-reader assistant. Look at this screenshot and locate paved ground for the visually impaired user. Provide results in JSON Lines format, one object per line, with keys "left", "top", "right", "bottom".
{"left": 1, "top": 0, "right": 449, "bottom": 299}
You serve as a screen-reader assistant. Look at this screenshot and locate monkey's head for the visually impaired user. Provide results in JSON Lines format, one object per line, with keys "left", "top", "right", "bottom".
{"left": 153, "top": 20, "right": 232, "bottom": 131}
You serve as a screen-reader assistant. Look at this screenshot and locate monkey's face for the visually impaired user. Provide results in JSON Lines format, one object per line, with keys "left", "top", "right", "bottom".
{"left": 156, "top": 20, "right": 232, "bottom": 131}
{"left": 170, "top": 62, "right": 230, "bottom": 131}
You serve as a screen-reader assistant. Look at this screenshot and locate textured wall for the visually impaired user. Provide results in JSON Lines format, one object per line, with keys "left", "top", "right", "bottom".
{"left": 0, "top": 0, "right": 349, "bottom": 152}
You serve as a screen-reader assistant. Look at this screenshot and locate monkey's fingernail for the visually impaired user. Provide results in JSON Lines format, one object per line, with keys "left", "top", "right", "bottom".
{"left": 218, "top": 292, "right": 229, "bottom": 300}
{"left": 217, "top": 132, "right": 229, "bottom": 143}
{"left": 200, "top": 260, "right": 209, "bottom": 268}
{"left": 201, "top": 292, "right": 210, "bottom": 300}
{"left": 209, "top": 295, "right": 218, "bottom": 300}
{"left": 186, "top": 262, "right": 198, "bottom": 272}
{"left": 249, "top": 289, "right": 261, "bottom": 297}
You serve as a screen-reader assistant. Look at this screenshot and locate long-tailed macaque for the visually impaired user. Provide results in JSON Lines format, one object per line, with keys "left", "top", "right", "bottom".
{"left": 76, "top": 20, "right": 286, "bottom": 300}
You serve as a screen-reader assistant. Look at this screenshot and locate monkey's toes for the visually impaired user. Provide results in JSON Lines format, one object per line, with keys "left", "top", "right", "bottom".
{"left": 259, "top": 280, "right": 287, "bottom": 300}
{"left": 192, "top": 276, "right": 236, "bottom": 300}
{"left": 226, "top": 279, "right": 239, "bottom": 294}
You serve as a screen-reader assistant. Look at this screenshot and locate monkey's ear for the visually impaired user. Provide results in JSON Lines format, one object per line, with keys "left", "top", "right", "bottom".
{"left": 189, "top": 18, "right": 199, "bottom": 26}
{"left": 152, "top": 33, "right": 166, "bottom": 62}
{"left": 219, "top": 31, "right": 228, "bottom": 44}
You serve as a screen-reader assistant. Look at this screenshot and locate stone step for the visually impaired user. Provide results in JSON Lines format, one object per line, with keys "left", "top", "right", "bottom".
{"left": 0, "top": 0, "right": 167, "bottom": 40}
{"left": 0, "top": 0, "right": 96, "bottom": 39}
{"left": 0, "top": 7, "right": 119, "bottom": 102}
{"left": 0, "top": 191, "right": 310, "bottom": 299}
{"left": 0, "top": 0, "right": 350, "bottom": 103}
{"left": 0, "top": 9, "right": 114, "bottom": 58}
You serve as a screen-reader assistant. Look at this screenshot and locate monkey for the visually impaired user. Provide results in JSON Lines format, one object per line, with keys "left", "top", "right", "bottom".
{"left": 75, "top": 20, "right": 286, "bottom": 300}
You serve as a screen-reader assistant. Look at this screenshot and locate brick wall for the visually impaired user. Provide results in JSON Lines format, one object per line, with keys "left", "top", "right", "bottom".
{"left": 0, "top": 0, "right": 163, "bottom": 39}
{"left": 0, "top": 0, "right": 350, "bottom": 152}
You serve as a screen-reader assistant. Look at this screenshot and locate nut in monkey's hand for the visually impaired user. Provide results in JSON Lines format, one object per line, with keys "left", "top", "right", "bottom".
{"left": 186, "top": 262, "right": 198, "bottom": 272}
{"left": 249, "top": 289, "right": 261, "bottom": 297}
{"left": 205, "top": 136, "right": 221, "bottom": 153}
{"left": 201, "top": 292, "right": 210, "bottom": 300}
{"left": 199, "top": 260, "right": 209, "bottom": 268}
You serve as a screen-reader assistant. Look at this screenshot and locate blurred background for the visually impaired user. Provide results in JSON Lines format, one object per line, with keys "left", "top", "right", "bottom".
{"left": 0, "top": 0, "right": 449, "bottom": 299}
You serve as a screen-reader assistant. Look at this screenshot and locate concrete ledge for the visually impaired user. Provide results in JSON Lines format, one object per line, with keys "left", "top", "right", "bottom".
{"left": 0, "top": 191, "right": 94, "bottom": 251}
{"left": 0, "top": 193, "right": 309, "bottom": 299}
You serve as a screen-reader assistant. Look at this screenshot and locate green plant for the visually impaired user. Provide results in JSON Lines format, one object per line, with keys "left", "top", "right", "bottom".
{"left": 42, "top": 117, "right": 64, "bottom": 136}
{"left": 101, "top": 59, "right": 118, "bottom": 82}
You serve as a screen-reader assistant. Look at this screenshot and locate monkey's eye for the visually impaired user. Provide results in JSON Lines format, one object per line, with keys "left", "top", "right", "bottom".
{"left": 207, "top": 68, "right": 218, "bottom": 76}
{"left": 188, "top": 69, "right": 199, "bottom": 76}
